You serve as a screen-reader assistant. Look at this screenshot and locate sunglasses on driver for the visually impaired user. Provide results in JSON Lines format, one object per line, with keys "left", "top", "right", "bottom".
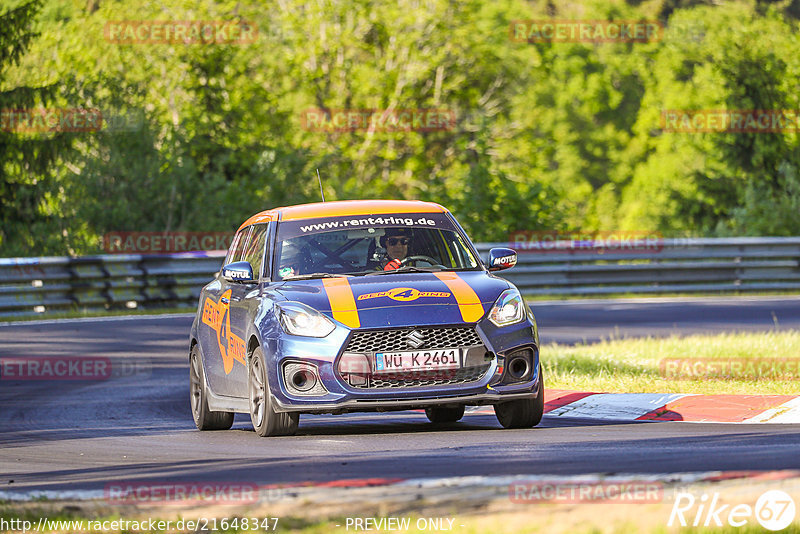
{"left": 386, "top": 238, "right": 410, "bottom": 246}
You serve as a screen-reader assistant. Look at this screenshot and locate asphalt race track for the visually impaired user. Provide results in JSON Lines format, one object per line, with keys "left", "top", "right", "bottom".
{"left": 1, "top": 296, "right": 799, "bottom": 494}
{"left": 533, "top": 295, "right": 800, "bottom": 344}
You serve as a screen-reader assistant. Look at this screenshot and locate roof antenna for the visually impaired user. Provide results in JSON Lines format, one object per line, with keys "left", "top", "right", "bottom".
{"left": 316, "top": 168, "right": 326, "bottom": 202}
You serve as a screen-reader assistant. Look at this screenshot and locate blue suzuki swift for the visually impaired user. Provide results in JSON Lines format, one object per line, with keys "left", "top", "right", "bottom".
{"left": 189, "top": 200, "right": 543, "bottom": 436}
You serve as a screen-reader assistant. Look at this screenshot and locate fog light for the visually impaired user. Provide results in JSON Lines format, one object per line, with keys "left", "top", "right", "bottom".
{"left": 508, "top": 356, "right": 530, "bottom": 380}
{"left": 501, "top": 347, "right": 534, "bottom": 384}
{"left": 291, "top": 368, "right": 317, "bottom": 391}
{"left": 283, "top": 362, "right": 327, "bottom": 396}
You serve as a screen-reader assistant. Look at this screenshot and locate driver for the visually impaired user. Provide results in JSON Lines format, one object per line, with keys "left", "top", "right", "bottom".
{"left": 277, "top": 240, "right": 303, "bottom": 279}
{"left": 380, "top": 228, "right": 412, "bottom": 271}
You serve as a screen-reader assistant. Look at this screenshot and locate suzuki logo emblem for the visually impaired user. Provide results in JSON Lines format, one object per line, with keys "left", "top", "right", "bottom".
{"left": 406, "top": 330, "right": 426, "bottom": 349}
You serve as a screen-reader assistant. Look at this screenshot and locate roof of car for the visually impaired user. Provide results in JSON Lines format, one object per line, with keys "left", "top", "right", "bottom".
{"left": 237, "top": 200, "right": 448, "bottom": 231}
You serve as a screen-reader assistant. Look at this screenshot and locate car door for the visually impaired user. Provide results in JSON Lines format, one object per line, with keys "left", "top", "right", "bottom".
{"left": 223, "top": 223, "right": 270, "bottom": 395}
{"left": 200, "top": 226, "right": 250, "bottom": 397}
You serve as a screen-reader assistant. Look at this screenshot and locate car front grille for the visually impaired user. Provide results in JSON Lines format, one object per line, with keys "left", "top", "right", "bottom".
{"left": 340, "top": 326, "right": 489, "bottom": 390}
{"left": 344, "top": 326, "right": 482, "bottom": 353}
{"left": 351, "top": 364, "right": 491, "bottom": 389}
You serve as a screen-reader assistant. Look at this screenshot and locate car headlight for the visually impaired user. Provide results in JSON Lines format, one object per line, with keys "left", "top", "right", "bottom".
{"left": 488, "top": 288, "right": 526, "bottom": 327}
{"left": 276, "top": 302, "right": 335, "bottom": 337}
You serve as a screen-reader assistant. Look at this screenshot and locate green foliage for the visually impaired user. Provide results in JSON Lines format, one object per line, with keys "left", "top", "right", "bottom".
{"left": 621, "top": 3, "right": 800, "bottom": 235}
{"left": 2, "top": 0, "right": 800, "bottom": 257}
{"left": 0, "top": 0, "right": 77, "bottom": 255}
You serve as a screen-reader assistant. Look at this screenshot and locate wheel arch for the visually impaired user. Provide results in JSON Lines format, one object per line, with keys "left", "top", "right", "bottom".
{"left": 247, "top": 334, "right": 260, "bottom": 362}
{"left": 189, "top": 337, "right": 199, "bottom": 360}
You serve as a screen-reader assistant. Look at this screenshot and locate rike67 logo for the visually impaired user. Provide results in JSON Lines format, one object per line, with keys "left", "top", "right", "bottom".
{"left": 669, "top": 490, "right": 796, "bottom": 531}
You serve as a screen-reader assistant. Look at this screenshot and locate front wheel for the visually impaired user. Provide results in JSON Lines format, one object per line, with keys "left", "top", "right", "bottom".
{"left": 494, "top": 364, "right": 544, "bottom": 429}
{"left": 425, "top": 405, "right": 465, "bottom": 424}
{"left": 190, "top": 344, "right": 234, "bottom": 431}
{"left": 248, "top": 346, "right": 299, "bottom": 437}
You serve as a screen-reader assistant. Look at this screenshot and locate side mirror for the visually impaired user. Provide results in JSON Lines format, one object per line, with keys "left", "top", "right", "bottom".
{"left": 222, "top": 261, "right": 255, "bottom": 283}
{"left": 487, "top": 248, "right": 517, "bottom": 272}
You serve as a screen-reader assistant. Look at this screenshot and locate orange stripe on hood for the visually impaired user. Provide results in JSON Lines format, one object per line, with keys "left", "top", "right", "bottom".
{"left": 433, "top": 272, "right": 485, "bottom": 322}
{"left": 322, "top": 278, "right": 360, "bottom": 328}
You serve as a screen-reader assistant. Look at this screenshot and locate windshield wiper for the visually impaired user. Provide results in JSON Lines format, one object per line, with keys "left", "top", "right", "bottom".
{"left": 282, "top": 273, "right": 352, "bottom": 280}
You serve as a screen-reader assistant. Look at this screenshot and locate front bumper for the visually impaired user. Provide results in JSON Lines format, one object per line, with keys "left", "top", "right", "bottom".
{"left": 271, "top": 386, "right": 540, "bottom": 414}
{"left": 264, "top": 316, "right": 540, "bottom": 414}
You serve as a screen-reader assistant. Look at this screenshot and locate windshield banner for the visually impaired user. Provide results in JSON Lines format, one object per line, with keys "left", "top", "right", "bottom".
{"left": 279, "top": 212, "right": 456, "bottom": 240}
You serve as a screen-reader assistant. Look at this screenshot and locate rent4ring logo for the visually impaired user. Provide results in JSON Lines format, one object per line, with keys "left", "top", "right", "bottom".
{"left": 357, "top": 288, "right": 451, "bottom": 302}
{"left": 669, "top": 490, "right": 796, "bottom": 531}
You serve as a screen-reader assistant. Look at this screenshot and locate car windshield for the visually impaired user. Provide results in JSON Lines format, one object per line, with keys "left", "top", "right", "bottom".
{"left": 273, "top": 213, "right": 480, "bottom": 280}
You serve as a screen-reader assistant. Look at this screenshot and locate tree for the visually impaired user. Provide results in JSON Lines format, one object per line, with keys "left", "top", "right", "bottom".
{"left": 0, "top": 0, "right": 76, "bottom": 255}
{"left": 621, "top": 4, "right": 800, "bottom": 235}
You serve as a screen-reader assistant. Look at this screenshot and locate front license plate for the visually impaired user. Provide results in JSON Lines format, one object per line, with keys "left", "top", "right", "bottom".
{"left": 374, "top": 349, "right": 461, "bottom": 373}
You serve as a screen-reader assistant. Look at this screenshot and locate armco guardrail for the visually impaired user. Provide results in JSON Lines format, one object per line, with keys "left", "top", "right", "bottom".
{"left": 1, "top": 238, "right": 799, "bottom": 317}
{"left": 0, "top": 252, "right": 226, "bottom": 317}
{"left": 476, "top": 237, "right": 800, "bottom": 296}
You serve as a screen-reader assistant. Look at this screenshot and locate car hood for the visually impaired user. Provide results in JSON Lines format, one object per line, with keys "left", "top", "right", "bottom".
{"left": 272, "top": 271, "right": 511, "bottom": 329}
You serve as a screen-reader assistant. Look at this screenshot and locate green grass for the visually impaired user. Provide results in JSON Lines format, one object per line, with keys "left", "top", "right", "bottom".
{"left": 543, "top": 330, "right": 800, "bottom": 394}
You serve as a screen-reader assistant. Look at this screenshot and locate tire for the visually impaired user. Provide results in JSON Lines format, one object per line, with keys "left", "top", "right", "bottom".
{"left": 190, "top": 344, "right": 234, "bottom": 431}
{"left": 425, "top": 405, "right": 465, "bottom": 424}
{"left": 249, "top": 346, "right": 299, "bottom": 437}
{"left": 494, "top": 364, "right": 544, "bottom": 429}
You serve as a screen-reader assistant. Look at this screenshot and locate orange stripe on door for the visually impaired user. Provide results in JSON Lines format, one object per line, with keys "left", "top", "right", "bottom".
{"left": 322, "top": 278, "right": 361, "bottom": 328}
{"left": 433, "top": 272, "right": 484, "bottom": 322}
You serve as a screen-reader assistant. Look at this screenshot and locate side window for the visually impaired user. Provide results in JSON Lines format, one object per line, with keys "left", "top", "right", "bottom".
{"left": 263, "top": 222, "right": 275, "bottom": 280}
{"left": 242, "top": 224, "right": 268, "bottom": 278}
{"left": 226, "top": 227, "right": 250, "bottom": 265}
